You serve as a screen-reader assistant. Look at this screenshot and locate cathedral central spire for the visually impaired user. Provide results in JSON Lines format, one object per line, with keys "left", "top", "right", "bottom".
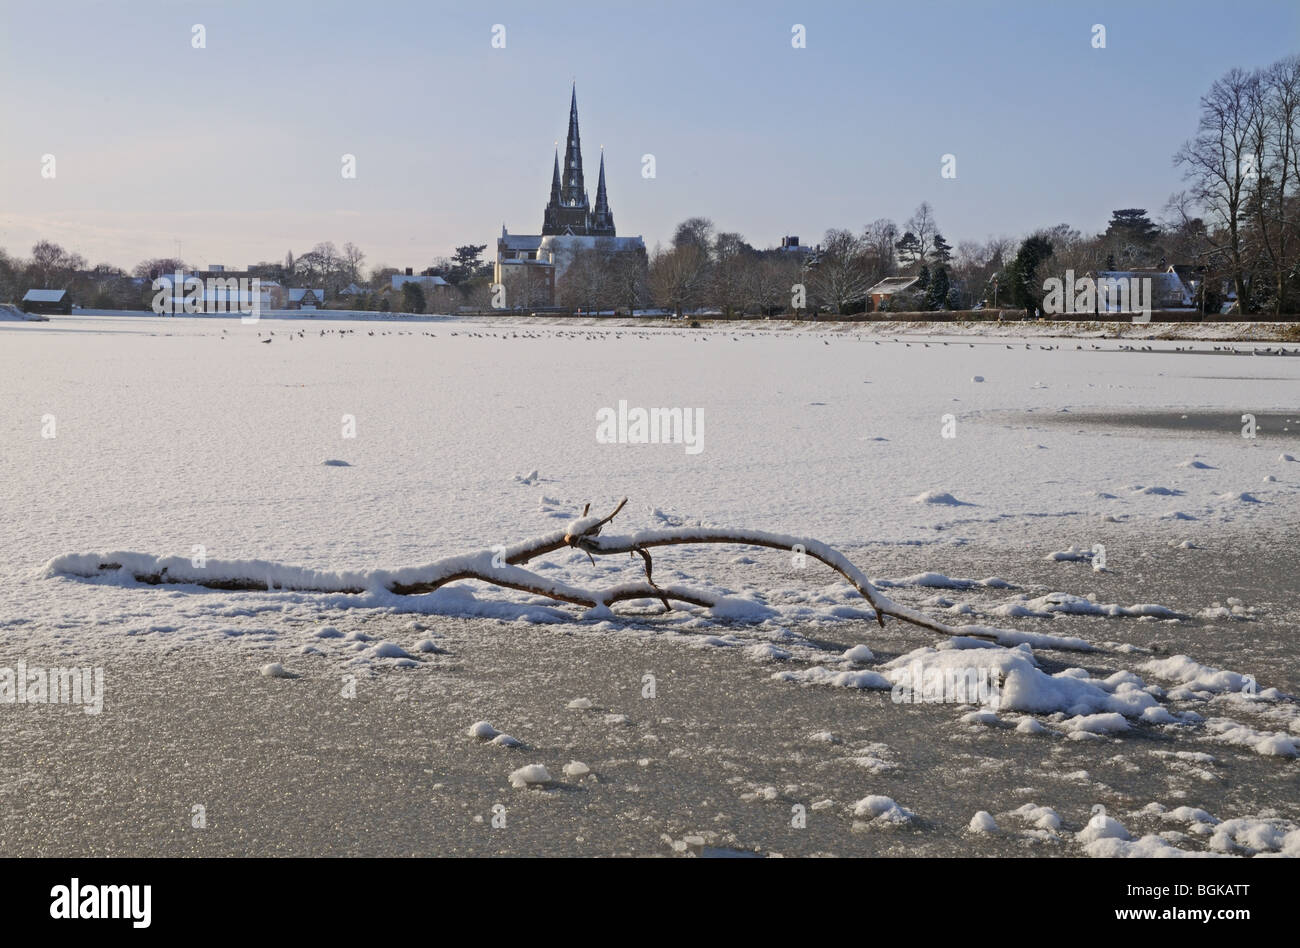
{"left": 542, "top": 84, "right": 616, "bottom": 237}
{"left": 560, "top": 83, "right": 587, "bottom": 208}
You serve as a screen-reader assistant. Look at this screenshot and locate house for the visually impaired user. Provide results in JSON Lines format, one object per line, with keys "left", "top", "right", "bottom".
{"left": 390, "top": 268, "right": 450, "bottom": 291}
{"left": 151, "top": 268, "right": 273, "bottom": 314}
{"left": 258, "top": 281, "right": 286, "bottom": 308}
{"left": 340, "top": 283, "right": 367, "bottom": 296}
{"left": 1094, "top": 269, "right": 1193, "bottom": 311}
{"left": 287, "top": 288, "right": 326, "bottom": 310}
{"left": 387, "top": 267, "right": 449, "bottom": 289}
{"left": 866, "top": 276, "right": 920, "bottom": 310}
{"left": 771, "top": 236, "right": 819, "bottom": 262}
{"left": 494, "top": 234, "right": 558, "bottom": 310}
{"left": 21, "top": 288, "right": 72, "bottom": 315}
{"left": 496, "top": 232, "right": 546, "bottom": 268}
{"left": 777, "top": 236, "right": 819, "bottom": 255}
{"left": 389, "top": 269, "right": 458, "bottom": 312}
{"left": 494, "top": 231, "right": 555, "bottom": 308}
{"left": 1168, "top": 264, "right": 1206, "bottom": 301}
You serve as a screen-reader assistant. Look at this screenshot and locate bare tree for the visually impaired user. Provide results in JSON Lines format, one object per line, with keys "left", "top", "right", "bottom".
{"left": 1245, "top": 56, "right": 1300, "bottom": 313}
{"left": 132, "top": 257, "right": 188, "bottom": 281}
{"left": 342, "top": 242, "right": 366, "bottom": 286}
{"left": 499, "top": 266, "right": 552, "bottom": 312}
{"left": 0, "top": 248, "right": 18, "bottom": 303}
{"left": 368, "top": 265, "right": 399, "bottom": 292}
{"left": 672, "top": 217, "right": 716, "bottom": 252}
{"left": 895, "top": 203, "right": 939, "bottom": 271}
{"left": 557, "top": 248, "right": 609, "bottom": 313}
{"left": 710, "top": 232, "right": 751, "bottom": 317}
{"left": 748, "top": 253, "right": 801, "bottom": 316}
{"left": 294, "top": 241, "right": 347, "bottom": 297}
{"left": 808, "top": 229, "right": 869, "bottom": 314}
{"left": 1036, "top": 223, "right": 1099, "bottom": 282}
{"left": 649, "top": 242, "right": 710, "bottom": 317}
{"left": 606, "top": 246, "right": 649, "bottom": 315}
{"left": 28, "top": 240, "right": 87, "bottom": 289}
{"left": 1176, "top": 68, "right": 1263, "bottom": 309}
{"left": 863, "top": 218, "right": 899, "bottom": 279}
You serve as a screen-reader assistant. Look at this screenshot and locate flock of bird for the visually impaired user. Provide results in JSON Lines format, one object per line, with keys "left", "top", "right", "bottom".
{"left": 219, "top": 324, "right": 1300, "bottom": 357}
{"left": 1112, "top": 342, "right": 1300, "bottom": 355}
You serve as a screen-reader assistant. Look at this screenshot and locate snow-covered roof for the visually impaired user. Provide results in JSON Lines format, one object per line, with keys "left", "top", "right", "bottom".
{"left": 391, "top": 274, "right": 449, "bottom": 289}
{"left": 23, "top": 289, "right": 67, "bottom": 302}
{"left": 288, "top": 288, "right": 324, "bottom": 302}
{"left": 1167, "top": 265, "right": 1205, "bottom": 294}
{"left": 1096, "top": 271, "right": 1192, "bottom": 306}
{"left": 867, "top": 277, "right": 919, "bottom": 296}
{"left": 500, "top": 233, "right": 543, "bottom": 251}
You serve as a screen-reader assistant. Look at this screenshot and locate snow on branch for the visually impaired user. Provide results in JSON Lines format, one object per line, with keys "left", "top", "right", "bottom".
{"left": 43, "top": 498, "right": 988, "bottom": 640}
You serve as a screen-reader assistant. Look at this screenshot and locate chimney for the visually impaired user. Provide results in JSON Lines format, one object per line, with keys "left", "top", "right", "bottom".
{"left": 405, "top": 267, "right": 413, "bottom": 276}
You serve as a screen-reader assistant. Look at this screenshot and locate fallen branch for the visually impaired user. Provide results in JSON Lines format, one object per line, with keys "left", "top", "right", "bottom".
{"left": 42, "top": 498, "right": 987, "bottom": 640}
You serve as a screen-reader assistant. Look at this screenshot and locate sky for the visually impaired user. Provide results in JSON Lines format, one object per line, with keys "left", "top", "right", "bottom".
{"left": 1, "top": 0, "right": 1297, "bottom": 273}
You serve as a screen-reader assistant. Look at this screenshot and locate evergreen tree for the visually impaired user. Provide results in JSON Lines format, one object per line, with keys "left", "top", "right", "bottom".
{"left": 448, "top": 244, "right": 488, "bottom": 285}
{"left": 1007, "top": 235, "right": 1054, "bottom": 310}
{"left": 1105, "top": 209, "right": 1159, "bottom": 244}
{"left": 894, "top": 231, "right": 923, "bottom": 269}
{"left": 931, "top": 233, "right": 953, "bottom": 264}
{"left": 926, "top": 266, "right": 950, "bottom": 310}
{"left": 1104, "top": 209, "right": 1159, "bottom": 266}
{"left": 400, "top": 281, "right": 426, "bottom": 314}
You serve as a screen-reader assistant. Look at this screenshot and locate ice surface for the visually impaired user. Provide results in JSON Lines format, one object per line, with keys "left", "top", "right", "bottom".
{"left": 4, "top": 317, "right": 1299, "bottom": 857}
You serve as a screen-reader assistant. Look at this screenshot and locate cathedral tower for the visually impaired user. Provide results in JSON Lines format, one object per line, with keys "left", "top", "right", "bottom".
{"left": 542, "top": 84, "right": 616, "bottom": 237}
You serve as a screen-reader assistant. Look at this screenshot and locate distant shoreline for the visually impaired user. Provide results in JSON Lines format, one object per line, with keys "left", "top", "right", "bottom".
{"left": 9, "top": 308, "right": 1300, "bottom": 343}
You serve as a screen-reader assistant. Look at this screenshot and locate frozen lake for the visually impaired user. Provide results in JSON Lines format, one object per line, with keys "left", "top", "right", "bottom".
{"left": 1, "top": 314, "right": 1297, "bottom": 856}
{"left": 3, "top": 315, "right": 1297, "bottom": 568}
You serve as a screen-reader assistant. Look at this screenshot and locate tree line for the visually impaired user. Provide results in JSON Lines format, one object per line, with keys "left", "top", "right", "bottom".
{"left": 0, "top": 238, "right": 496, "bottom": 313}
{"left": 615, "top": 54, "right": 1300, "bottom": 318}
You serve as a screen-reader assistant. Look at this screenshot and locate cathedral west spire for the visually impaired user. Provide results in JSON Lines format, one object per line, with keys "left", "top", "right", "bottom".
{"left": 542, "top": 84, "right": 616, "bottom": 237}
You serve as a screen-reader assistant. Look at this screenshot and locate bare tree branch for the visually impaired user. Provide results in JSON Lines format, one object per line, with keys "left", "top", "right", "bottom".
{"left": 46, "top": 498, "right": 991, "bottom": 641}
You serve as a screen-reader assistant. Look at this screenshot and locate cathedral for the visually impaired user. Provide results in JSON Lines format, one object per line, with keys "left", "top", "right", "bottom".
{"left": 542, "top": 84, "right": 616, "bottom": 237}
{"left": 495, "top": 85, "right": 645, "bottom": 309}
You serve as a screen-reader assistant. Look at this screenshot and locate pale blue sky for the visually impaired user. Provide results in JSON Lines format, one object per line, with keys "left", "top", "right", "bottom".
{"left": 1, "top": 0, "right": 1296, "bottom": 271}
